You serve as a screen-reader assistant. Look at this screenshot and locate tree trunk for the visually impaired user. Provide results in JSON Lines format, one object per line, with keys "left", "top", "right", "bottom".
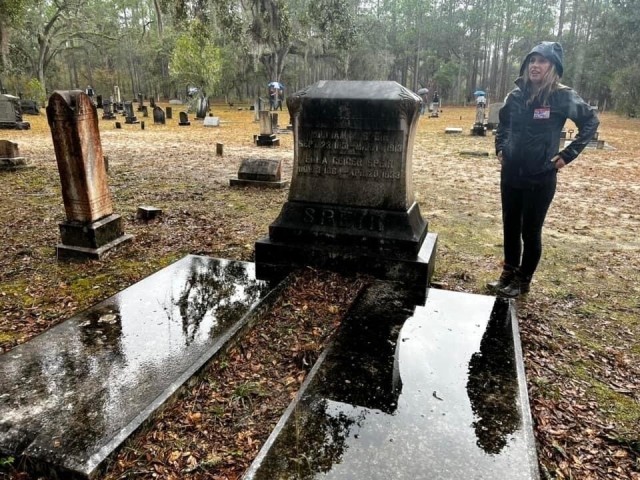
{"left": 0, "top": 19, "right": 9, "bottom": 73}
{"left": 557, "top": 0, "right": 566, "bottom": 39}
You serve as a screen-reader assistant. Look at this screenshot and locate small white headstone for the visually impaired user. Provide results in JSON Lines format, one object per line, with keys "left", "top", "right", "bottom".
{"left": 203, "top": 116, "right": 220, "bottom": 127}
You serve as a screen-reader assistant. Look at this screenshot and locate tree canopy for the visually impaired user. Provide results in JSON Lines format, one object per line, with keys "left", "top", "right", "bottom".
{"left": 1, "top": 0, "right": 638, "bottom": 113}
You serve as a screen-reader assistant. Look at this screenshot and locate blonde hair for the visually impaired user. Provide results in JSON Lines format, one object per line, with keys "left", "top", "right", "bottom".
{"left": 523, "top": 61, "right": 562, "bottom": 106}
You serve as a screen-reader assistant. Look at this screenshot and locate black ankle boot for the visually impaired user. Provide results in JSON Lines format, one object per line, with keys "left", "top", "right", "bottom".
{"left": 498, "top": 272, "right": 531, "bottom": 298}
{"left": 486, "top": 268, "right": 515, "bottom": 292}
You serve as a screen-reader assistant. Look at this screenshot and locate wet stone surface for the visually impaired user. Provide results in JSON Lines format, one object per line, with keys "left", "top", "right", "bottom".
{"left": 245, "top": 285, "right": 539, "bottom": 480}
{"left": 0, "top": 255, "right": 274, "bottom": 479}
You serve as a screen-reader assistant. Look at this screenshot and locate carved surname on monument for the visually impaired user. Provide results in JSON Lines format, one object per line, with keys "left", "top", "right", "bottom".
{"left": 302, "top": 206, "right": 385, "bottom": 232}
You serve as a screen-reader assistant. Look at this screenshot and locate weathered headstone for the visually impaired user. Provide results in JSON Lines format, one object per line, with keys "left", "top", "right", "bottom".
{"left": 152, "top": 106, "right": 166, "bottom": 125}
{"left": 255, "top": 110, "right": 279, "bottom": 146}
{"left": 124, "top": 101, "right": 139, "bottom": 124}
{"left": 486, "top": 102, "right": 504, "bottom": 130}
{"left": 178, "top": 111, "right": 190, "bottom": 126}
{"left": 255, "top": 80, "right": 437, "bottom": 286}
{"left": 20, "top": 99, "right": 40, "bottom": 115}
{"left": 216, "top": 143, "right": 224, "bottom": 156}
{"left": 46, "top": 90, "right": 133, "bottom": 259}
{"left": 113, "top": 85, "right": 121, "bottom": 105}
{"left": 136, "top": 205, "right": 162, "bottom": 221}
{"left": 166, "top": 106, "right": 173, "bottom": 119}
{"left": 203, "top": 115, "right": 219, "bottom": 127}
{"left": 102, "top": 99, "right": 116, "bottom": 120}
{"left": 137, "top": 93, "right": 144, "bottom": 111}
{"left": 230, "top": 158, "right": 287, "bottom": 188}
{"left": 0, "top": 94, "right": 31, "bottom": 130}
{"left": 96, "top": 94, "right": 103, "bottom": 109}
{"left": 0, "top": 140, "right": 32, "bottom": 171}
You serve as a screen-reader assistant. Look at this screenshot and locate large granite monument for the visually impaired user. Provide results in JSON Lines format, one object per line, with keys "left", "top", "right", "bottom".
{"left": 255, "top": 80, "right": 437, "bottom": 286}
{"left": 47, "top": 90, "right": 133, "bottom": 259}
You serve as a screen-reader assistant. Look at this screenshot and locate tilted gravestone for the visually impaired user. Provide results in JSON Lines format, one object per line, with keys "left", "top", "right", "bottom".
{"left": 152, "top": 106, "right": 166, "bottom": 125}
{"left": 46, "top": 90, "right": 133, "bottom": 259}
{"left": 230, "top": 158, "right": 287, "bottom": 188}
{"left": 0, "top": 140, "right": 32, "bottom": 171}
{"left": 255, "top": 80, "right": 437, "bottom": 287}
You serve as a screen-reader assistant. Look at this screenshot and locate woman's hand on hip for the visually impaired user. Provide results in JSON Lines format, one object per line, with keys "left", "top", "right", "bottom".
{"left": 552, "top": 155, "right": 566, "bottom": 170}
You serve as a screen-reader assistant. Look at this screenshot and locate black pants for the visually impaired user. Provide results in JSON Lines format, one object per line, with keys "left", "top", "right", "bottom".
{"left": 501, "top": 175, "right": 556, "bottom": 278}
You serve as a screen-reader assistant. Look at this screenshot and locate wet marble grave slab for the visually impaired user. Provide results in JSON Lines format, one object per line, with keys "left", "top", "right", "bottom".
{"left": 0, "top": 255, "right": 276, "bottom": 479}
{"left": 244, "top": 284, "right": 540, "bottom": 480}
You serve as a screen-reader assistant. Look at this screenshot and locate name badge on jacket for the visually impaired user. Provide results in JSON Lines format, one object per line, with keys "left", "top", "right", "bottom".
{"left": 533, "top": 107, "right": 551, "bottom": 120}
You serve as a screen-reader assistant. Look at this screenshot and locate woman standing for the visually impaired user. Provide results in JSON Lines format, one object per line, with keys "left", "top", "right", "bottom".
{"left": 489, "top": 41, "right": 600, "bottom": 298}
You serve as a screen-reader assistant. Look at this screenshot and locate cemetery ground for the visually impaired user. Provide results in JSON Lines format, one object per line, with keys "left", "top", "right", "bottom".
{"left": 0, "top": 104, "right": 638, "bottom": 480}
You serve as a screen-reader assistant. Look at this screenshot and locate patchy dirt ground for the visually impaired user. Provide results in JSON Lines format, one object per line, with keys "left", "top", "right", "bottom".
{"left": 0, "top": 104, "right": 638, "bottom": 479}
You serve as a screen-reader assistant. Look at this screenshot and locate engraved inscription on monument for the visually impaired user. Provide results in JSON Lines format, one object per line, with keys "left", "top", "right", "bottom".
{"left": 296, "top": 129, "right": 403, "bottom": 181}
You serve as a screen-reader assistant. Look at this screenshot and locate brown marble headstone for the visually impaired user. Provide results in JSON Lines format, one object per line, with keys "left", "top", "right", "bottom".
{"left": 255, "top": 80, "right": 437, "bottom": 289}
{"left": 47, "top": 90, "right": 132, "bottom": 259}
{"left": 0, "top": 140, "right": 32, "bottom": 170}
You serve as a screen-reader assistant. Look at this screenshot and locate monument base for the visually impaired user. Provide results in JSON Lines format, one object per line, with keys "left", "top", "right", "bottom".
{"left": 230, "top": 178, "right": 288, "bottom": 189}
{"left": 255, "top": 134, "right": 280, "bottom": 146}
{"left": 255, "top": 231, "right": 437, "bottom": 289}
{"left": 0, "top": 121, "right": 31, "bottom": 130}
{"left": 266, "top": 201, "right": 428, "bottom": 252}
{"left": 0, "top": 157, "right": 34, "bottom": 171}
{"left": 57, "top": 213, "right": 133, "bottom": 260}
{"left": 471, "top": 123, "right": 487, "bottom": 136}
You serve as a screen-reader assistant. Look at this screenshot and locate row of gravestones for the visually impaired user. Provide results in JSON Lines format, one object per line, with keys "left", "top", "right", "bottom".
{"left": 102, "top": 99, "right": 206, "bottom": 128}
{"left": 5, "top": 90, "right": 282, "bottom": 254}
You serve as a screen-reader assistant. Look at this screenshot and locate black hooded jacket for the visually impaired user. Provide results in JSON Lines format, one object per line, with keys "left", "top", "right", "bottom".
{"left": 495, "top": 42, "right": 599, "bottom": 186}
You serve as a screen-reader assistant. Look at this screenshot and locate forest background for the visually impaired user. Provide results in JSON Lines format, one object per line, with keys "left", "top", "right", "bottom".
{"left": 1, "top": 0, "right": 640, "bottom": 114}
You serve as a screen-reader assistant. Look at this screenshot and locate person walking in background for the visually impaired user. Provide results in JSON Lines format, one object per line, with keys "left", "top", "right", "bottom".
{"left": 488, "top": 41, "right": 599, "bottom": 298}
